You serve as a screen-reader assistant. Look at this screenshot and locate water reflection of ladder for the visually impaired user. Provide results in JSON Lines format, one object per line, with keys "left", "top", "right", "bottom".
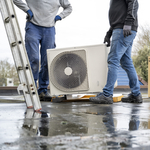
{"left": 0, "top": 0, "right": 41, "bottom": 111}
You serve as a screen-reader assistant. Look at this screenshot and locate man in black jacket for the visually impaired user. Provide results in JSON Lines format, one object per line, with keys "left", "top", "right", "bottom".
{"left": 89, "top": 0, "right": 143, "bottom": 104}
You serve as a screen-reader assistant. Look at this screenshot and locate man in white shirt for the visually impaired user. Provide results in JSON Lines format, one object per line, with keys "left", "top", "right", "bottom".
{"left": 13, "top": 0, "right": 72, "bottom": 101}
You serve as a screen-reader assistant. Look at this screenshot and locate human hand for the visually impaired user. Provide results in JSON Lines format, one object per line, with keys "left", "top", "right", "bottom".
{"left": 26, "top": 10, "right": 33, "bottom": 20}
{"left": 123, "top": 25, "right": 132, "bottom": 37}
{"left": 103, "top": 28, "right": 112, "bottom": 47}
{"left": 55, "top": 15, "right": 61, "bottom": 22}
{"left": 104, "top": 36, "right": 111, "bottom": 47}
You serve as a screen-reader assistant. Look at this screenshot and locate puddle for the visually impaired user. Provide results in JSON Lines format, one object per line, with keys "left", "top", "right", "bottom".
{"left": 1, "top": 101, "right": 150, "bottom": 149}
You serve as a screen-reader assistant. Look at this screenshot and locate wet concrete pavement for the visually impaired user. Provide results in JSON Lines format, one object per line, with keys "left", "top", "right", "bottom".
{"left": 1, "top": 99, "right": 150, "bottom": 150}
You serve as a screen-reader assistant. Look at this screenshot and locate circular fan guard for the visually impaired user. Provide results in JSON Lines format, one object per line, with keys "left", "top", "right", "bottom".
{"left": 50, "top": 52, "right": 87, "bottom": 91}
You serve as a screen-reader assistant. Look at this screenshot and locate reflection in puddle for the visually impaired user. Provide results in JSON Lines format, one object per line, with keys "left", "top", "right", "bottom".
{"left": 1, "top": 102, "right": 150, "bottom": 149}
{"left": 22, "top": 109, "right": 50, "bottom": 137}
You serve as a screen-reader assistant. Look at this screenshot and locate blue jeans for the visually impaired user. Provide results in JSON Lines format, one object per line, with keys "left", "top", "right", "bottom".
{"left": 103, "top": 29, "right": 140, "bottom": 97}
{"left": 25, "top": 22, "right": 56, "bottom": 94}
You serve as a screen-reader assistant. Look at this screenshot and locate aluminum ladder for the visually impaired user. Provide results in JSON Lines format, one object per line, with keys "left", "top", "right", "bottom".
{"left": 0, "top": 0, "right": 42, "bottom": 111}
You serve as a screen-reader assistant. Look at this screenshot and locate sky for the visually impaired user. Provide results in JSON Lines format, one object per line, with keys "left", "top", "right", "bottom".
{"left": 0, "top": 0, "right": 150, "bottom": 63}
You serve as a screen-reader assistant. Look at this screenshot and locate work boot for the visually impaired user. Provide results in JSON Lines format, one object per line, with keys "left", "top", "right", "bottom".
{"left": 89, "top": 93, "right": 113, "bottom": 104}
{"left": 121, "top": 93, "right": 143, "bottom": 103}
{"left": 39, "top": 92, "right": 52, "bottom": 101}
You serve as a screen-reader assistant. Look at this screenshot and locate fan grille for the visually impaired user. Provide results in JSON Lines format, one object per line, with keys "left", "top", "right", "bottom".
{"left": 50, "top": 50, "right": 89, "bottom": 92}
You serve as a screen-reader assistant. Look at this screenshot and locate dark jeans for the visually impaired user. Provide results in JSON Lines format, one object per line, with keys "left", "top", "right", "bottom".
{"left": 25, "top": 22, "right": 56, "bottom": 94}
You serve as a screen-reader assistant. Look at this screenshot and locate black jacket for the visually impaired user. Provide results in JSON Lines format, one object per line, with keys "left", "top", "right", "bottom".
{"left": 107, "top": 0, "right": 138, "bottom": 37}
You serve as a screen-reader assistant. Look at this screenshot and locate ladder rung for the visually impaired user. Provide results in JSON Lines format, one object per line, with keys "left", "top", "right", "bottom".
{"left": 25, "top": 91, "right": 30, "bottom": 94}
{"left": 5, "top": 17, "right": 10, "bottom": 23}
{"left": 11, "top": 41, "right": 22, "bottom": 47}
{"left": 17, "top": 65, "right": 30, "bottom": 71}
{"left": 4, "top": 14, "right": 15, "bottom": 23}
{"left": 11, "top": 42, "right": 17, "bottom": 47}
{"left": 25, "top": 91, "right": 36, "bottom": 95}
{"left": 17, "top": 66, "right": 23, "bottom": 70}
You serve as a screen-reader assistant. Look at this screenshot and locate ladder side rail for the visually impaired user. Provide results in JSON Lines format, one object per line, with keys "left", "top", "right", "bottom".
{"left": 0, "top": 0, "right": 33, "bottom": 108}
{"left": 0, "top": 0, "right": 41, "bottom": 111}
{"left": 7, "top": 0, "right": 41, "bottom": 111}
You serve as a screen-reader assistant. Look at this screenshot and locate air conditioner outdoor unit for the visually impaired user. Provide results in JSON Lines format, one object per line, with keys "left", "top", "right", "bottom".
{"left": 47, "top": 44, "right": 109, "bottom": 96}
